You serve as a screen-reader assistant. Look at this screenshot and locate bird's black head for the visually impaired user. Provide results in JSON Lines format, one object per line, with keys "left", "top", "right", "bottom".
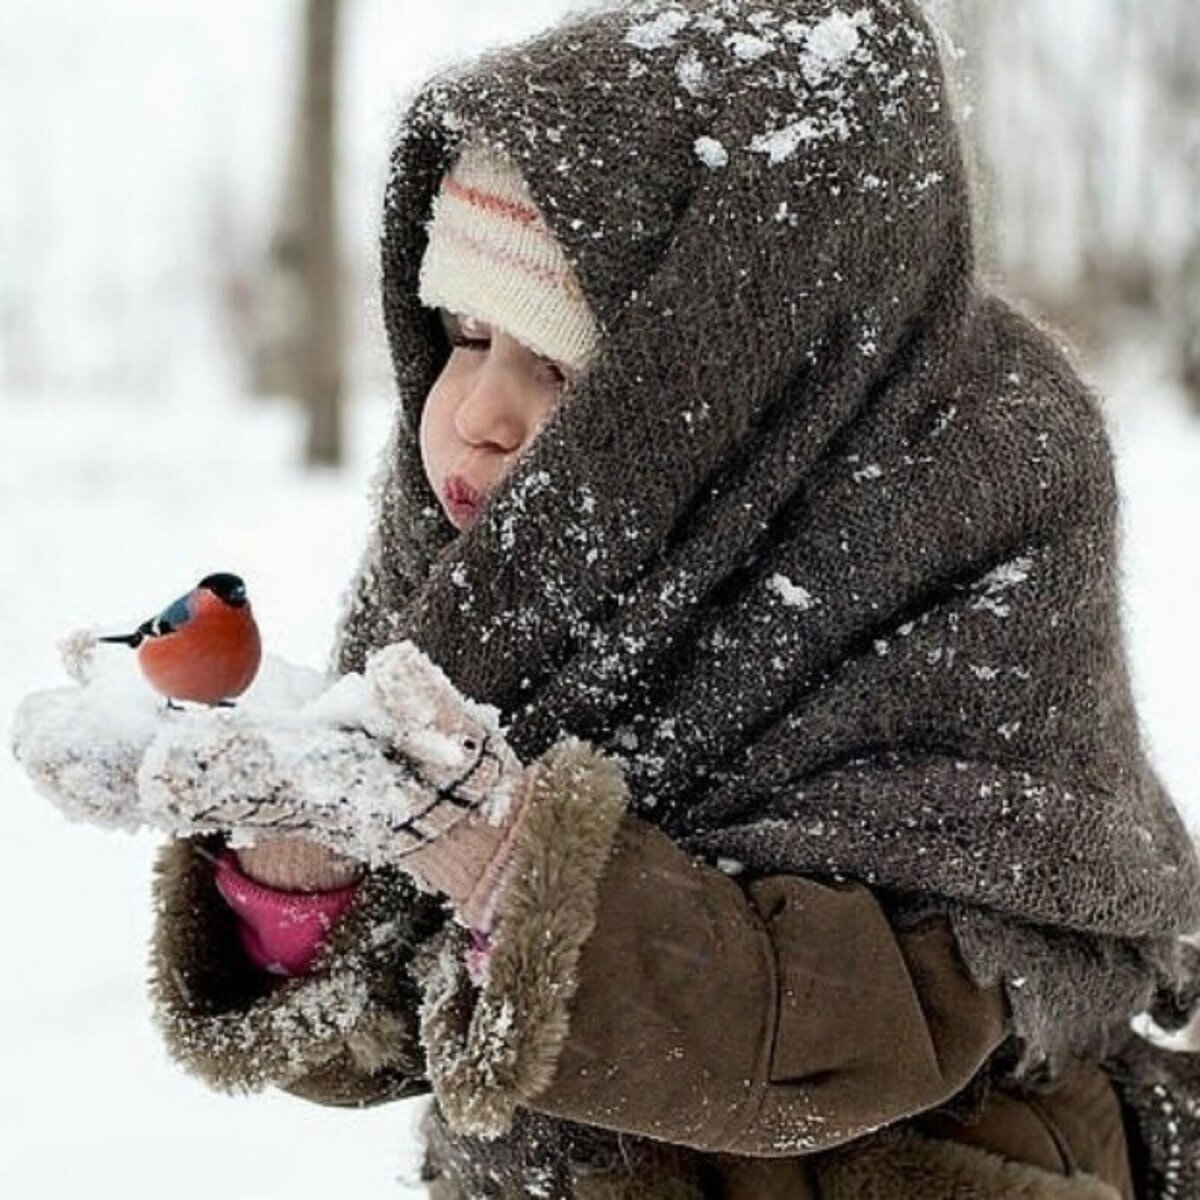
{"left": 199, "top": 572, "right": 248, "bottom": 607}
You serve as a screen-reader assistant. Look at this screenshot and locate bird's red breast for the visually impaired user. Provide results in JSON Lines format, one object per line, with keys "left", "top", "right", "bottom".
{"left": 137, "top": 591, "right": 262, "bottom": 704}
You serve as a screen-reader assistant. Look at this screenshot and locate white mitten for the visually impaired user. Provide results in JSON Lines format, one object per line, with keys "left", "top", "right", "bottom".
{"left": 12, "top": 633, "right": 526, "bottom": 872}
{"left": 141, "top": 641, "right": 526, "bottom": 868}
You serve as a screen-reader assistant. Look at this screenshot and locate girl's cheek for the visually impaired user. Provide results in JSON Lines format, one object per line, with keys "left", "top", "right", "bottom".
{"left": 418, "top": 388, "right": 450, "bottom": 486}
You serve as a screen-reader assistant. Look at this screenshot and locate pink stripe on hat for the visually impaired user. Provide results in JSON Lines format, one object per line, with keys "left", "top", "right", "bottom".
{"left": 441, "top": 175, "right": 543, "bottom": 227}
{"left": 418, "top": 136, "right": 602, "bottom": 374}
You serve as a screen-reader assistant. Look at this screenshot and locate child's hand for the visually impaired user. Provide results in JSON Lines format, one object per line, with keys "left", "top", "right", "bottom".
{"left": 234, "top": 836, "right": 363, "bottom": 892}
{"left": 11, "top": 663, "right": 165, "bottom": 834}
{"left": 138, "top": 640, "right": 527, "bottom": 871}
{"left": 13, "top": 635, "right": 528, "bottom": 915}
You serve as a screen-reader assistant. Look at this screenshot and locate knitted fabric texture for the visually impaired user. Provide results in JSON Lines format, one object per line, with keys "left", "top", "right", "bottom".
{"left": 417, "top": 136, "right": 602, "bottom": 373}
{"left": 399, "top": 772, "right": 531, "bottom": 933}
{"left": 213, "top": 849, "right": 360, "bottom": 976}
{"left": 340, "top": 1, "right": 1200, "bottom": 1195}
{"left": 234, "top": 838, "right": 363, "bottom": 892}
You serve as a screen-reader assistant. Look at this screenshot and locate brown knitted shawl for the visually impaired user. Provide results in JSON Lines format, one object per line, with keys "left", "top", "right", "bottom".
{"left": 335, "top": 1, "right": 1200, "bottom": 1193}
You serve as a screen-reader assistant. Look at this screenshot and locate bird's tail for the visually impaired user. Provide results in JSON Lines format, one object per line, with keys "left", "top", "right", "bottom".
{"left": 99, "top": 632, "right": 144, "bottom": 649}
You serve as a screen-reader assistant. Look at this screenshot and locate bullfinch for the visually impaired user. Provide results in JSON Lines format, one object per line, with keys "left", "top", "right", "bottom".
{"left": 100, "top": 572, "right": 262, "bottom": 706}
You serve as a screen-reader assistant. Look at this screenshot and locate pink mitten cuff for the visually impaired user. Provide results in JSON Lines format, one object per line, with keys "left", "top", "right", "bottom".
{"left": 213, "top": 848, "right": 361, "bottom": 976}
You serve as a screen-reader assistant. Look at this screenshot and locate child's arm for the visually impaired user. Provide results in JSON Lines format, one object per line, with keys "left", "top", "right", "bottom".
{"left": 139, "top": 640, "right": 1005, "bottom": 1135}
{"left": 148, "top": 833, "right": 443, "bottom": 1109}
{"left": 409, "top": 737, "right": 1011, "bottom": 1154}
{"left": 148, "top": 730, "right": 1006, "bottom": 1139}
{"left": 511, "top": 819, "right": 1006, "bottom": 1153}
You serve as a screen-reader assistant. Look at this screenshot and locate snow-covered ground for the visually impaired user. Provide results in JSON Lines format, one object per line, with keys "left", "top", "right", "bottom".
{"left": 2, "top": 336, "right": 1198, "bottom": 1197}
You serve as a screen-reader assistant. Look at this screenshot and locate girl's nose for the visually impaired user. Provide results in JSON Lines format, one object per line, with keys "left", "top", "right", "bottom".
{"left": 453, "top": 372, "right": 528, "bottom": 453}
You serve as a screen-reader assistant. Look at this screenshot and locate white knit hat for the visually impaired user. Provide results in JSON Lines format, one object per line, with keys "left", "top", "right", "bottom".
{"left": 418, "top": 137, "right": 602, "bottom": 374}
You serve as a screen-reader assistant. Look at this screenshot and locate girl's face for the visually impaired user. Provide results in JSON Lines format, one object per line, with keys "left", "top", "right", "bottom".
{"left": 420, "top": 309, "right": 575, "bottom": 532}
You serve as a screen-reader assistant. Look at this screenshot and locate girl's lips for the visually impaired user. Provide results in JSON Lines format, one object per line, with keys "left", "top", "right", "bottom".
{"left": 445, "top": 473, "right": 481, "bottom": 506}
{"left": 444, "top": 474, "right": 483, "bottom": 524}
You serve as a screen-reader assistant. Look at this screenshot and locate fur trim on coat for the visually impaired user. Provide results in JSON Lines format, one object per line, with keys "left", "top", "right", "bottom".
{"left": 148, "top": 833, "right": 441, "bottom": 1102}
{"left": 813, "top": 1127, "right": 1124, "bottom": 1198}
{"left": 411, "top": 736, "right": 629, "bottom": 1137}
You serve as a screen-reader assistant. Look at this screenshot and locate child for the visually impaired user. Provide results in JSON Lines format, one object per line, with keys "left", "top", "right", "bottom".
{"left": 147, "top": 2, "right": 1200, "bottom": 1197}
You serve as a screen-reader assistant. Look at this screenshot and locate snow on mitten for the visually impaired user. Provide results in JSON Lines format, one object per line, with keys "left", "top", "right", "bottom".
{"left": 11, "top": 629, "right": 181, "bottom": 832}
{"left": 11, "top": 682, "right": 150, "bottom": 832}
{"left": 10, "top": 629, "right": 330, "bottom": 836}
{"left": 137, "top": 640, "right": 528, "bottom": 872}
{"left": 363, "top": 640, "right": 527, "bottom": 835}
{"left": 139, "top": 717, "right": 429, "bottom": 863}
{"left": 13, "top": 627, "right": 526, "bottom": 895}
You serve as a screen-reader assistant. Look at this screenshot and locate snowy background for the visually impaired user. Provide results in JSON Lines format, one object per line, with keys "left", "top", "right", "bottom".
{"left": 2, "top": 1, "right": 1197, "bottom": 1196}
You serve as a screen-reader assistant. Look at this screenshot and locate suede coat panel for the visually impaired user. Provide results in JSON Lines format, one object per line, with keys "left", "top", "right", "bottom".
{"left": 328, "top": 0, "right": 1200, "bottom": 1194}
{"left": 406, "top": 741, "right": 1130, "bottom": 1198}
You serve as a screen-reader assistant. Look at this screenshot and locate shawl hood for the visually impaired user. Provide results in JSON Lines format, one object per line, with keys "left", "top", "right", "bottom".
{"left": 347, "top": 0, "right": 975, "bottom": 708}
{"left": 338, "top": 3, "right": 1200, "bottom": 1194}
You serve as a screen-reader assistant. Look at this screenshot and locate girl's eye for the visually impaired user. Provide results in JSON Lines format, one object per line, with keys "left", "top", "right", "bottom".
{"left": 449, "top": 333, "right": 490, "bottom": 352}
{"left": 540, "top": 358, "right": 567, "bottom": 386}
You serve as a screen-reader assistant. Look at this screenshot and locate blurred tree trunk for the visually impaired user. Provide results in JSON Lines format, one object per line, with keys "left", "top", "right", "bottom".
{"left": 1179, "top": 241, "right": 1200, "bottom": 414}
{"left": 298, "top": 0, "right": 344, "bottom": 465}
{"left": 932, "top": 0, "right": 1000, "bottom": 270}
{"left": 256, "top": 0, "right": 344, "bottom": 465}
{"left": 1149, "top": 0, "right": 1200, "bottom": 411}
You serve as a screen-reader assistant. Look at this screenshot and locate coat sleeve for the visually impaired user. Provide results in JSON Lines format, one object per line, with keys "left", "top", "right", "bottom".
{"left": 410, "top": 736, "right": 1011, "bottom": 1155}
{"left": 148, "top": 833, "right": 444, "bottom": 1108}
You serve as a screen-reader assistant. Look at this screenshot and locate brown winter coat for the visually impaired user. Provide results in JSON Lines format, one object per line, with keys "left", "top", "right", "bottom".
{"left": 150, "top": 738, "right": 1135, "bottom": 1199}
{"left": 147, "top": 0, "right": 1200, "bottom": 1194}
